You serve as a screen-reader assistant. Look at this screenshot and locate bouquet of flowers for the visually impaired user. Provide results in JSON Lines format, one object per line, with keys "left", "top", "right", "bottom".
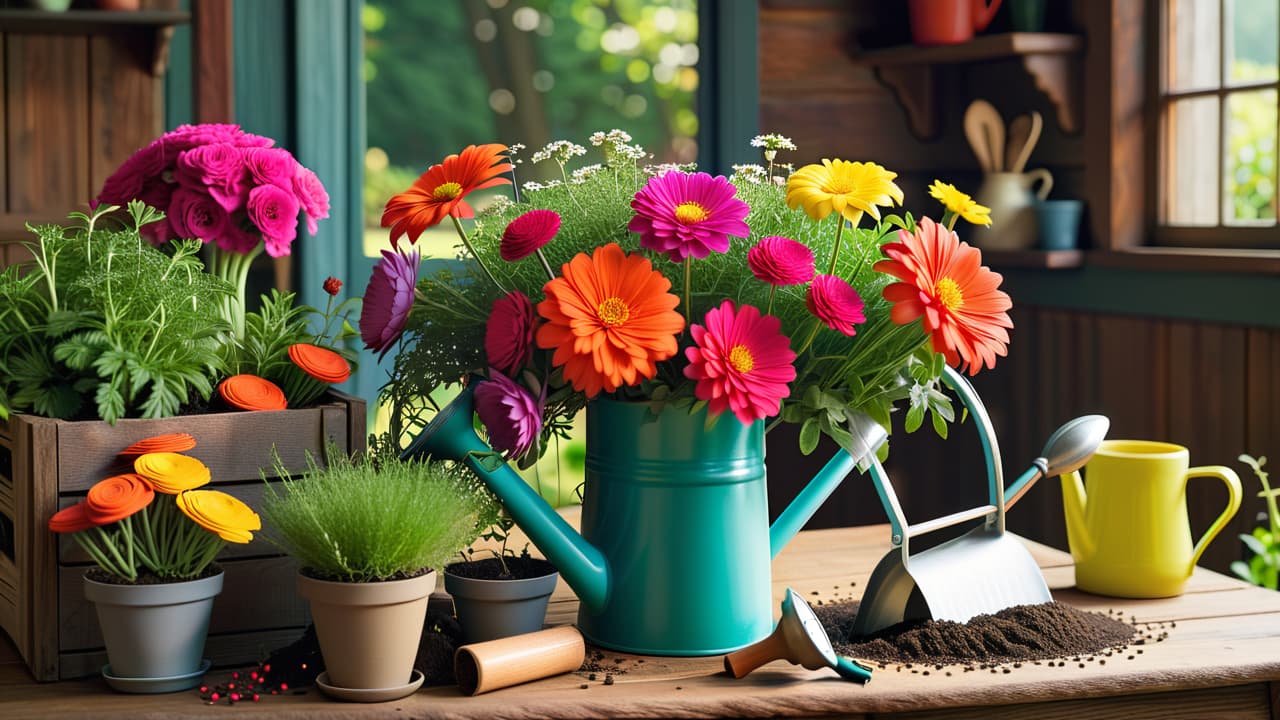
{"left": 47, "top": 434, "right": 261, "bottom": 582}
{"left": 365, "top": 132, "right": 1011, "bottom": 465}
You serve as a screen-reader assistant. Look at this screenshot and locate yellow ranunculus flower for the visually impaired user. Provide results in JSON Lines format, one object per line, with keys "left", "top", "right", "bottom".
{"left": 133, "top": 452, "right": 212, "bottom": 494}
{"left": 785, "top": 159, "right": 903, "bottom": 225}
{"left": 177, "top": 490, "right": 261, "bottom": 544}
{"left": 929, "top": 180, "right": 992, "bottom": 227}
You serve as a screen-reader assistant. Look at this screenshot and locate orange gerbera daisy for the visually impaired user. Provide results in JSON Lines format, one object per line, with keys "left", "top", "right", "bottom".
{"left": 535, "top": 243, "right": 684, "bottom": 397}
{"left": 381, "top": 144, "right": 513, "bottom": 246}
{"left": 874, "top": 217, "right": 1013, "bottom": 375}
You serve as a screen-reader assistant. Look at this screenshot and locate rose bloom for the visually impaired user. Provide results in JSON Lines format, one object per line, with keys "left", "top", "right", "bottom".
{"left": 247, "top": 184, "right": 301, "bottom": 257}
{"left": 174, "top": 143, "right": 248, "bottom": 212}
{"left": 485, "top": 290, "right": 538, "bottom": 377}
{"left": 167, "top": 188, "right": 231, "bottom": 246}
{"left": 747, "top": 236, "right": 815, "bottom": 286}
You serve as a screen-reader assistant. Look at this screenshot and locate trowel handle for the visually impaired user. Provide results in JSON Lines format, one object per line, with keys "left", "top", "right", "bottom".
{"left": 723, "top": 628, "right": 787, "bottom": 679}
{"left": 834, "top": 657, "right": 873, "bottom": 684}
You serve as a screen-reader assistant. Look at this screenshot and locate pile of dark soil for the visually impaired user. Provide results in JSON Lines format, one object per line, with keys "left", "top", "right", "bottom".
{"left": 815, "top": 600, "right": 1137, "bottom": 667}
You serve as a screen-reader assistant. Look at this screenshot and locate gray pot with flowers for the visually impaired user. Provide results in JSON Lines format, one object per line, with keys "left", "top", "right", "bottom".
{"left": 260, "top": 439, "right": 492, "bottom": 702}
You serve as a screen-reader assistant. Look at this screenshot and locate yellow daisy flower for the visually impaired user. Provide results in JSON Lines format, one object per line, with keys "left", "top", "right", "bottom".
{"left": 929, "top": 180, "right": 992, "bottom": 227}
{"left": 133, "top": 452, "right": 211, "bottom": 494}
{"left": 177, "top": 490, "right": 261, "bottom": 544}
{"left": 785, "top": 160, "right": 903, "bottom": 225}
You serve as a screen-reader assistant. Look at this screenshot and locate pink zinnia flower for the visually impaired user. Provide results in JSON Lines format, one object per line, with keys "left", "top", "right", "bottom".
{"left": 501, "top": 210, "right": 560, "bottom": 261}
{"left": 359, "top": 247, "right": 420, "bottom": 357}
{"left": 628, "top": 171, "right": 750, "bottom": 262}
{"left": 175, "top": 143, "right": 248, "bottom": 212}
{"left": 247, "top": 184, "right": 301, "bottom": 257}
{"left": 747, "top": 236, "right": 815, "bottom": 286}
{"left": 167, "top": 188, "right": 231, "bottom": 244}
{"left": 293, "top": 166, "right": 330, "bottom": 235}
{"left": 485, "top": 290, "right": 537, "bottom": 377}
{"left": 806, "top": 274, "right": 866, "bottom": 336}
{"left": 684, "top": 300, "right": 796, "bottom": 425}
{"left": 474, "top": 371, "right": 543, "bottom": 460}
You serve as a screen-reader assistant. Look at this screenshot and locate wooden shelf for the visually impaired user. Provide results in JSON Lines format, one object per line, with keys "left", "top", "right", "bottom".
{"left": 851, "top": 33, "right": 1084, "bottom": 138}
{"left": 0, "top": 9, "right": 189, "bottom": 75}
{"left": 982, "top": 248, "right": 1084, "bottom": 269}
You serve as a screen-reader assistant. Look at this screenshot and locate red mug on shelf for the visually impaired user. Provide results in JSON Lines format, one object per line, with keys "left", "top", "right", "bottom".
{"left": 909, "top": 0, "right": 1003, "bottom": 46}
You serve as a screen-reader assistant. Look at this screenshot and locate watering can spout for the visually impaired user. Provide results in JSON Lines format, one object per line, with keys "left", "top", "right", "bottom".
{"left": 1060, "top": 470, "right": 1094, "bottom": 562}
{"left": 401, "top": 385, "right": 610, "bottom": 613}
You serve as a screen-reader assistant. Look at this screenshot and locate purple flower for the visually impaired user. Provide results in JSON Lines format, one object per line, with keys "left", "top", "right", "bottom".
{"left": 244, "top": 147, "right": 298, "bottom": 189}
{"left": 805, "top": 274, "right": 866, "bottom": 337}
{"left": 247, "top": 184, "right": 300, "bottom": 257}
{"left": 501, "top": 210, "right": 560, "bottom": 261}
{"left": 748, "top": 236, "right": 815, "bottom": 286}
{"left": 474, "top": 371, "right": 543, "bottom": 460}
{"left": 167, "top": 188, "right": 231, "bottom": 245}
{"left": 359, "top": 247, "right": 420, "bottom": 357}
{"left": 175, "top": 143, "right": 248, "bottom": 212}
{"left": 292, "top": 166, "right": 330, "bottom": 235}
{"left": 627, "top": 171, "right": 750, "bottom": 263}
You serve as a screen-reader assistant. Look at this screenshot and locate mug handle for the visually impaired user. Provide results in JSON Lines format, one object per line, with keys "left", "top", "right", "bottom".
{"left": 1185, "top": 465, "right": 1243, "bottom": 571}
{"left": 1027, "top": 168, "right": 1054, "bottom": 200}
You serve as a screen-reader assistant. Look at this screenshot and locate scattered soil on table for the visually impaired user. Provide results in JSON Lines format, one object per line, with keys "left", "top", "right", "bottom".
{"left": 815, "top": 599, "right": 1139, "bottom": 667}
{"left": 446, "top": 556, "right": 557, "bottom": 581}
{"left": 579, "top": 648, "right": 633, "bottom": 676}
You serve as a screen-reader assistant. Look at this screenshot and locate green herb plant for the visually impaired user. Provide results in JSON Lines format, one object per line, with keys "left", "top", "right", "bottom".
{"left": 260, "top": 439, "right": 493, "bottom": 583}
{"left": 0, "top": 202, "right": 231, "bottom": 422}
{"left": 1232, "top": 454, "right": 1280, "bottom": 590}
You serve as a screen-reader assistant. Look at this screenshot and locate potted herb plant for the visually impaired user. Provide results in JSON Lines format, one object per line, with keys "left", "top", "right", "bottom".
{"left": 260, "top": 440, "right": 492, "bottom": 702}
{"left": 1233, "top": 454, "right": 1279, "bottom": 589}
{"left": 46, "top": 447, "right": 260, "bottom": 693}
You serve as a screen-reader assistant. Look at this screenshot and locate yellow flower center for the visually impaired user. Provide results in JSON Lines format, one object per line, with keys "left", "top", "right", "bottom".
{"left": 935, "top": 277, "right": 964, "bottom": 311}
{"left": 674, "top": 201, "right": 709, "bottom": 224}
{"left": 432, "top": 182, "right": 463, "bottom": 200}
{"left": 728, "top": 344, "right": 755, "bottom": 373}
{"left": 597, "top": 297, "right": 631, "bottom": 326}
{"left": 824, "top": 178, "right": 858, "bottom": 195}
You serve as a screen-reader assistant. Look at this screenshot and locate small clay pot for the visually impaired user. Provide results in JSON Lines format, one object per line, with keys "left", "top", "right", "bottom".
{"left": 94, "top": 0, "right": 142, "bottom": 10}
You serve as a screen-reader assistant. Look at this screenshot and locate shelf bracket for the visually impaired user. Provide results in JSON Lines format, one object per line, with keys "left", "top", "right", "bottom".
{"left": 872, "top": 64, "right": 938, "bottom": 140}
{"left": 1022, "top": 53, "right": 1079, "bottom": 133}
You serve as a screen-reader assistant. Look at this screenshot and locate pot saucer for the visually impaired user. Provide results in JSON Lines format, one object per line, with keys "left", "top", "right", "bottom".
{"left": 101, "top": 658, "right": 211, "bottom": 694}
{"left": 315, "top": 670, "right": 425, "bottom": 703}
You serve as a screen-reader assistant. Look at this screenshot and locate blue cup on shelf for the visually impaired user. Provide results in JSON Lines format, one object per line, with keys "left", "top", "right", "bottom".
{"left": 1035, "top": 199, "right": 1083, "bottom": 250}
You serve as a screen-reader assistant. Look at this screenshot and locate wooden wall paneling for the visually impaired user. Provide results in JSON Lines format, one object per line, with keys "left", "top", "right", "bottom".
{"left": 88, "top": 35, "right": 163, "bottom": 200}
{"left": 193, "top": 0, "right": 234, "bottom": 123}
{"left": 1166, "top": 322, "right": 1249, "bottom": 573}
{"left": 1243, "top": 328, "right": 1280, "bottom": 556}
{"left": 1094, "top": 314, "right": 1170, "bottom": 439}
{"left": 5, "top": 35, "right": 90, "bottom": 215}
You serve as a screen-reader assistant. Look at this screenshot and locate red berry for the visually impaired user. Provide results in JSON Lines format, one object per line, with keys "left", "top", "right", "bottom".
{"left": 230, "top": 693, "right": 240, "bottom": 701}
{"left": 210, "top": 692, "right": 220, "bottom": 701}
{"left": 199, "top": 685, "right": 208, "bottom": 693}
{"left": 280, "top": 682, "right": 289, "bottom": 690}
{"left": 232, "top": 671, "right": 240, "bottom": 679}
{"left": 252, "top": 694, "right": 260, "bottom": 702}
{"left": 263, "top": 664, "right": 271, "bottom": 672}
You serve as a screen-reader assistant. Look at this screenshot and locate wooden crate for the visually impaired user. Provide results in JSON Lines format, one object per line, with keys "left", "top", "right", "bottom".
{"left": 0, "top": 391, "right": 366, "bottom": 681}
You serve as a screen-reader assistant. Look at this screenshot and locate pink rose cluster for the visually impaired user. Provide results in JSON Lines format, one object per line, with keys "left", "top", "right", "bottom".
{"left": 96, "top": 123, "right": 330, "bottom": 257}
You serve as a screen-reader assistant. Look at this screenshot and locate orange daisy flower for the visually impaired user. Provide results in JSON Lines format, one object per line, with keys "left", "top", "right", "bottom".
{"left": 874, "top": 217, "right": 1013, "bottom": 375}
{"left": 381, "top": 144, "right": 513, "bottom": 246}
{"left": 535, "top": 243, "right": 685, "bottom": 398}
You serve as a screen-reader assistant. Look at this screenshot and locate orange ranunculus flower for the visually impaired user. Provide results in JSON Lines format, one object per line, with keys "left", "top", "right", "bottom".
{"left": 134, "top": 453, "right": 212, "bottom": 494}
{"left": 381, "top": 144, "right": 513, "bottom": 247}
{"left": 118, "top": 433, "right": 197, "bottom": 456}
{"left": 176, "top": 490, "right": 261, "bottom": 544}
{"left": 218, "top": 374, "right": 288, "bottom": 411}
{"left": 288, "top": 343, "right": 351, "bottom": 384}
{"left": 535, "top": 243, "right": 684, "bottom": 398}
{"left": 48, "top": 502, "right": 95, "bottom": 534}
{"left": 874, "top": 217, "right": 1013, "bottom": 375}
{"left": 84, "top": 474, "right": 155, "bottom": 525}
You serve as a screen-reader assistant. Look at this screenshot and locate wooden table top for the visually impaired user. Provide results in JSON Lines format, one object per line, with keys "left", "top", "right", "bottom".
{"left": 5, "top": 520, "right": 1280, "bottom": 719}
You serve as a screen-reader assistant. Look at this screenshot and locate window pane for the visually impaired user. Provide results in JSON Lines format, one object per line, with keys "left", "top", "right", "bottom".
{"left": 1224, "top": 90, "right": 1277, "bottom": 223}
{"left": 1165, "top": 96, "right": 1221, "bottom": 226}
{"left": 1166, "top": 0, "right": 1221, "bottom": 92}
{"left": 1226, "top": 0, "right": 1278, "bottom": 86}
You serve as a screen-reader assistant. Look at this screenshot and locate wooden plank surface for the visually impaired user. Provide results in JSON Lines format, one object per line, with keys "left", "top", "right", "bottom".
{"left": 5, "top": 521, "right": 1280, "bottom": 718}
{"left": 88, "top": 34, "right": 162, "bottom": 199}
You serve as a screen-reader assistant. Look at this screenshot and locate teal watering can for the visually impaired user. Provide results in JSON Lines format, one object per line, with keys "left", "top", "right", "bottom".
{"left": 403, "top": 387, "right": 885, "bottom": 656}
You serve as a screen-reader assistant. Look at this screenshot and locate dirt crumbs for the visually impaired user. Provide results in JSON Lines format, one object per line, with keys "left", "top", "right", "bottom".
{"left": 815, "top": 600, "right": 1145, "bottom": 668}
{"left": 578, "top": 647, "right": 633, "bottom": 686}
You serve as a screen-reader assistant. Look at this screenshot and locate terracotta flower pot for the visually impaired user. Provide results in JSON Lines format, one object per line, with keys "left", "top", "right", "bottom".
{"left": 297, "top": 570, "right": 435, "bottom": 697}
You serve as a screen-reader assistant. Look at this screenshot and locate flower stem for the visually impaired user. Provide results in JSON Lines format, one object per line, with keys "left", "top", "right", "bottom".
{"left": 796, "top": 318, "right": 823, "bottom": 356}
{"left": 944, "top": 210, "right": 958, "bottom": 232}
{"left": 535, "top": 248, "right": 557, "bottom": 282}
{"left": 826, "top": 214, "right": 847, "bottom": 276}
{"left": 450, "top": 214, "right": 505, "bottom": 293}
{"left": 559, "top": 163, "right": 584, "bottom": 212}
{"left": 683, "top": 257, "right": 692, "bottom": 328}
{"left": 766, "top": 286, "right": 776, "bottom": 317}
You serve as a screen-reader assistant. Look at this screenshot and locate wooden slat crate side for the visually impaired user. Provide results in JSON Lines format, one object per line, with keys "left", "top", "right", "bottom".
{"left": 59, "top": 626, "right": 309, "bottom": 680}
{"left": 5, "top": 413, "right": 61, "bottom": 681}
{"left": 58, "top": 555, "right": 309, "bottom": 652}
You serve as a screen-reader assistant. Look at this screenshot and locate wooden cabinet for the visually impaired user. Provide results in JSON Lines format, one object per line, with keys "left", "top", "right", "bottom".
{"left": 0, "top": 9, "right": 189, "bottom": 267}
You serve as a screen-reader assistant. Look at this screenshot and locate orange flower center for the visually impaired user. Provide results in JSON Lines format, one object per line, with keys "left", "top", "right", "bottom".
{"left": 674, "top": 201, "right": 709, "bottom": 224}
{"left": 935, "top": 277, "right": 964, "bottom": 311}
{"left": 597, "top": 297, "right": 631, "bottom": 326}
{"left": 432, "top": 182, "right": 463, "bottom": 200}
{"left": 728, "top": 344, "right": 755, "bottom": 373}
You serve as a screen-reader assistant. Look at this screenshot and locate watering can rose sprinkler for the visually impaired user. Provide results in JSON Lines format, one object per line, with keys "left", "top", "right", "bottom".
{"left": 403, "top": 384, "right": 877, "bottom": 656}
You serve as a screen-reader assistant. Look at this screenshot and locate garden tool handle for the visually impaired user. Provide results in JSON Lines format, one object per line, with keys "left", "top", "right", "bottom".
{"left": 941, "top": 367, "right": 1006, "bottom": 533}
{"left": 1186, "top": 465, "right": 1243, "bottom": 571}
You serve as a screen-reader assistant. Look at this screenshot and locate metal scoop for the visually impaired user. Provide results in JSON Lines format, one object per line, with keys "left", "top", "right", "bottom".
{"left": 724, "top": 588, "right": 872, "bottom": 683}
{"left": 853, "top": 367, "right": 1110, "bottom": 636}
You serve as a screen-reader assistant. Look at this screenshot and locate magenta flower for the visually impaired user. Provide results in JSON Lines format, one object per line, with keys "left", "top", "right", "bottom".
{"left": 167, "top": 188, "right": 231, "bottom": 245}
{"left": 175, "top": 143, "right": 248, "bottom": 212}
{"left": 360, "top": 247, "right": 420, "bottom": 357}
{"left": 244, "top": 147, "right": 298, "bottom": 189}
{"left": 474, "top": 371, "right": 543, "bottom": 460}
{"left": 501, "top": 210, "right": 560, "bottom": 261}
{"left": 98, "top": 140, "right": 167, "bottom": 205}
{"left": 806, "top": 274, "right": 866, "bottom": 336}
{"left": 293, "top": 166, "right": 330, "bottom": 235}
{"left": 747, "top": 236, "right": 815, "bottom": 286}
{"left": 684, "top": 300, "right": 796, "bottom": 425}
{"left": 485, "top": 290, "right": 537, "bottom": 377}
{"left": 628, "top": 171, "right": 750, "bottom": 262}
{"left": 247, "top": 184, "right": 300, "bottom": 257}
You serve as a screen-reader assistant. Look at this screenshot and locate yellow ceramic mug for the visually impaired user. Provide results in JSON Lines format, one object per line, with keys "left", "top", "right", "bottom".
{"left": 1061, "top": 440, "right": 1241, "bottom": 598}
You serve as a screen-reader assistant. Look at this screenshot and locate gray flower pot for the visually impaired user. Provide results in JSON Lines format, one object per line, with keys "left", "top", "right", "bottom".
{"left": 444, "top": 560, "right": 558, "bottom": 643}
{"left": 84, "top": 570, "right": 223, "bottom": 692}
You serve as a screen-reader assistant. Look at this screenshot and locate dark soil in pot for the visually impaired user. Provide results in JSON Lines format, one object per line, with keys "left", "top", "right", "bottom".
{"left": 445, "top": 556, "right": 556, "bottom": 580}
{"left": 86, "top": 564, "right": 222, "bottom": 585}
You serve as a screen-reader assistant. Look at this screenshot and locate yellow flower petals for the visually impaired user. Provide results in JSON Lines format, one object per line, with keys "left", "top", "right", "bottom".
{"left": 786, "top": 159, "right": 903, "bottom": 225}
{"left": 929, "top": 180, "right": 992, "bottom": 226}
{"left": 134, "top": 452, "right": 212, "bottom": 494}
{"left": 177, "top": 490, "right": 261, "bottom": 544}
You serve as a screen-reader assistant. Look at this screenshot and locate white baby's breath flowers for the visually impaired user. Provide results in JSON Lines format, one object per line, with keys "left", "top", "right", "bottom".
{"left": 643, "top": 162, "right": 696, "bottom": 177}
{"left": 571, "top": 163, "right": 604, "bottom": 184}
{"left": 522, "top": 180, "right": 547, "bottom": 192}
{"left": 482, "top": 195, "right": 515, "bottom": 215}
{"left": 531, "top": 140, "right": 587, "bottom": 165}
{"left": 731, "top": 164, "right": 768, "bottom": 184}
{"left": 751, "top": 133, "right": 797, "bottom": 163}
{"left": 589, "top": 129, "right": 633, "bottom": 146}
